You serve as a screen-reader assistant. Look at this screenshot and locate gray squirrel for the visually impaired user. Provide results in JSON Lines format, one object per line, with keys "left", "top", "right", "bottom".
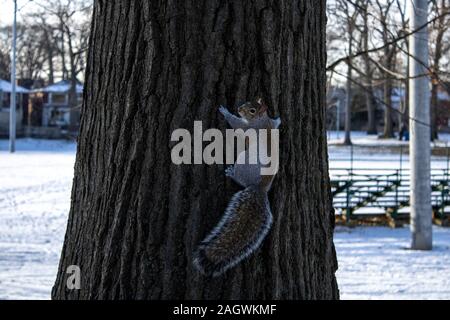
{"left": 193, "top": 98, "right": 281, "bottom": 277}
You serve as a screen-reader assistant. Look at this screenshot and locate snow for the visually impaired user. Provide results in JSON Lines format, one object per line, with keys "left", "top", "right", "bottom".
{"left": 0, "top": 139, "right": 76, "bottom": 299}
{"left": 31, "top": 80, "right": 83, "bottom": 94}
{"left": 328, "top": 130, "right": 450, "bottom": 148}
{"left": 0, "top": 79, "right": 30, "bottom": 93}
{"left": 438, "top": 90, "right": 450, "bottom": 101}
{"left": 0, "top": 137, "right": 449, "bottom": 300}
{"left": 335, "top": 226, "right": 450, "bottom": 300}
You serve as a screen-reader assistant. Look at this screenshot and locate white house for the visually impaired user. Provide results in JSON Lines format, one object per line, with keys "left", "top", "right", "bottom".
{"left": 0, "top": 79, "right": 29, "bottom": 136}
{"left": 31, "top": 80, "right": 83, "bottom": 128}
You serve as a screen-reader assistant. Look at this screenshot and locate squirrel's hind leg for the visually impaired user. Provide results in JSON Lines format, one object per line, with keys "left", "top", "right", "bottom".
{"left": 226, "top": 150, "right": 262, "bottom": 187}
{"left": 232, "top": 163, "right": 261, "bottom": 187}
{"left": 225, "top": 165, "right": 246, "bottom": 188}
{"left": 225, "top": 165, "right": 235, "bottom": 177}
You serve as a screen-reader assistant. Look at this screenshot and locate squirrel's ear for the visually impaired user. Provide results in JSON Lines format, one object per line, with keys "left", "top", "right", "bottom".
{"left": 256, "top": 97, "right": 268, "bottom": 113}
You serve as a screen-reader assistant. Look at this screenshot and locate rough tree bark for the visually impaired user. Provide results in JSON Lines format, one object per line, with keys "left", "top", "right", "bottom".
{"left": 52, "top": 0, "right": 339, "bottom": 300}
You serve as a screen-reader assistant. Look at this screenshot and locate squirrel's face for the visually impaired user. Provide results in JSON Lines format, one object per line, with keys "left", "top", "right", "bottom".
{"left": 238, "top": 98, "right": 268, "bottom": 121}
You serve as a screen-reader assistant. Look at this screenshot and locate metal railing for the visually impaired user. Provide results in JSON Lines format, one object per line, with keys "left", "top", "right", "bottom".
{"left": 330, "top": 168, "right": 450, "bottom": 220}
{"left": 330, "top": 144, "right": 450, "bottom": 221}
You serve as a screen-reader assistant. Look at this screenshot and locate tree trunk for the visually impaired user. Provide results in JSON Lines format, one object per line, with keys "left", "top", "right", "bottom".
{"left": 344, "top": 61, "right": 352, "bottom": 145}
{"left": 52, "top": 0, "right": 339, "bottom": 300}
{"left": 362, "top": 6, "right": 376, "bottom": 135}
{"left": 379, "top": 8, "right": 395, "bottom": 139}
{"left": 67, "top": 31, "right": 80, "bottom": 133}
{"left": 399, "top": 58, "right": 410, "bottom": 140}
{"left": 366, "top": 89, "right": 376, "bottom": 134}
{"left": 382, "top": 78, "right": 394, "bottom": 138}
{"left": 430, "top": 35, "right": 443, "bottom": 141}
{"left": 430, "top": 82, "right": 439, "bottom": 141}
{"left": 344, "top": 29, "right": 353, "bottom": 146}
{"left": 46, "top": 35, "right": 55, "bottom": 84}
{"left": 381, "top": 44, "right": 395, "bottom": 139}
{"left": 47, "top": 49, "right": 55, "bottom": 84}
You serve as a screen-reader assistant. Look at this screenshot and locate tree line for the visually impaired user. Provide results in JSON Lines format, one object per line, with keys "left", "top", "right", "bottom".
{"left": 1, "top": 0, "right": 448, "bottom": 141}
{"left": 0, "top": 0, "right": 91, "bottom": 91}
{"left": 327, "top": 0, "right": 450, "bottom": 142}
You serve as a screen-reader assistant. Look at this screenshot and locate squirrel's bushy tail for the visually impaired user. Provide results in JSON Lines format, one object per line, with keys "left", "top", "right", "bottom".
{"left": 193, "top": 185, "right": 273, "bottom": 277}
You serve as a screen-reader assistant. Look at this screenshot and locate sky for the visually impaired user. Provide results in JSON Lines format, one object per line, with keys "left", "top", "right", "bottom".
{"left": 0, "top": 0, "right": 411, "bottom": 27}
{"left": 0, "top": 0, "right": 39, "bottom": 26}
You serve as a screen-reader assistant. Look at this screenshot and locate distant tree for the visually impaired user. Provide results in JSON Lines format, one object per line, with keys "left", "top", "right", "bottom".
{"left": 0, "top": 26, "right": 11, "bottom": 79}
{"left": 31, "top": 0, "right": 92, "bottom": 130}
{"left": 55, "top": 1, "right": 91, "bottom": 130}
{"left": 360, "top": 0, "right": 378, "bottom": 134}
{"left": 16, "top": 23, "right": 46, "bottom": 80}
{"left": 331, "top": 0, "right": 361, "bottom": 144}
{"left": 374, "top": 0, "right": 397, "bottom": 138}
{"left": 0, "top": 0, "right": 92, "bottom": 88}
{"left": 326, "top": 0, "right": 450, "bottom": 139}
{"left": 429, "top": 0, "right": 450, "bottom": 140}
{"left": 0, "top": 23, "right": 46, "bottom": 81}
{"left": 394, "top": 0, "right": 410, "bottom": 139}
{"left": 26, "top": 13, "right": 60, "bottom": 83}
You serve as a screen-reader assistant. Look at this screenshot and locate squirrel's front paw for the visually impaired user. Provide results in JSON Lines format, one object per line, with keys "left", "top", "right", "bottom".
{"left": 219, "top": 105, "right": 229, "bottom": 116}
{"left": 225, "top": 165, "right": 235, "bottom": 178}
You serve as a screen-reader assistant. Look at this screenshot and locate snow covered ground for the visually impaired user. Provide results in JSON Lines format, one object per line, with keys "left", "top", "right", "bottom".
{"left": 0, "top": 138, "right": 449, "bottom": 300}
{"left": 335, "top": 226, "right": 450, "bottom": 299}
{"left": 328, "top": 130, "right": 450, "bottom": 148}
{"left": 0, "top": 139, "right": 76, "bottom": 299}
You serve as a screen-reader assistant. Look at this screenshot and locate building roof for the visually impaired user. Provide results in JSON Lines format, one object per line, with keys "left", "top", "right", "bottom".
{"left": 0, "top": 79, "right": 30, "bottom": 93}
{"left": 32, "top": 80, "right": 83, "bottom": 94}
{"left": 438, "top": 90, "right": 450, "bottom": 101}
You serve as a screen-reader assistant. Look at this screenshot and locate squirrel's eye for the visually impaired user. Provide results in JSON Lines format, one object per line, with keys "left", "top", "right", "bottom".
{"left": 249, "top": 108, "right": 256, "bottom": 115}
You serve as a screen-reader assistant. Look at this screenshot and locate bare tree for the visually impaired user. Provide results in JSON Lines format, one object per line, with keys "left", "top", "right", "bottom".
{"left": 33, "top": 0, "right": 92, "bottom": 130}
{"left": 374, "top": 0, "right": 397, "bottom": 138}
{"left": 0, "top": 26, "right": 11, "bottom": 79}
{"left": 332, "top": 0, "right": 361, "bottom": 145}
{"left": 0, "top": 0, "right": 92, "bottom": 89}
{"left": 326, "top": 0, "right": 450, "bottom": 141}
{"left": 16, "top": 23, "right": 46, "bottom": 80}
{"left": 1, "top": 23, "right": 47, "bottom": 81}
{"left": 63, "top": 1, "right": 90, "bottom": 130}
{"left": 359, "top": 0, "right": 378, "bottom": 134}
{"left": 395, "top": 0, "right": 410, "bottom": 139}
{"left": 429, "top": 0, "right": 450, "bottom": 140}
{"left": 27, "top": 13, "right": 60, "bottom": 83}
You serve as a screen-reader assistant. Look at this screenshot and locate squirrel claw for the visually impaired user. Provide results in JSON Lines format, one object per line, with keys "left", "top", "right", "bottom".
{"left": 225, "top": 165, "right": 234, "bottom": 177}
{"left": 219, "top": 105, "right": 228, "bottom": 115}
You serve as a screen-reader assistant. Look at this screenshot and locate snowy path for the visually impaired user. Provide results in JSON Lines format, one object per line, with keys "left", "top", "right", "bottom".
{"left": 0, "top": 138, "right": 450, "bottom": 300}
